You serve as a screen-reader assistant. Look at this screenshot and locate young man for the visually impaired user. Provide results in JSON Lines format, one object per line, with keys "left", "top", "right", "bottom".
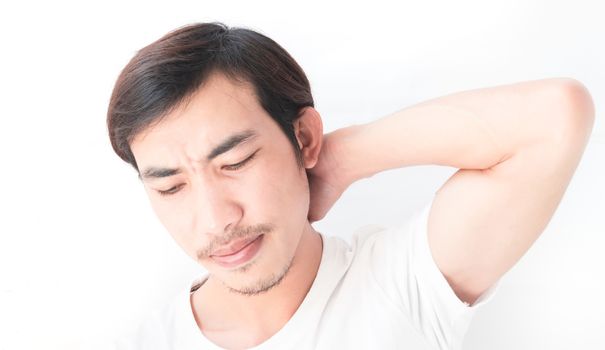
{"left": 106, "top": 22, "right": 594, "bottom": 350}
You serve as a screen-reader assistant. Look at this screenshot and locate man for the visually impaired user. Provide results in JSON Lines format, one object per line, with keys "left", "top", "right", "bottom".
{"left": 106, "top": 22, "right": 594, "bottom": 350}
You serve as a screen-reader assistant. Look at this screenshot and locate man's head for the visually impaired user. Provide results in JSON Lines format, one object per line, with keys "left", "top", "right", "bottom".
{"left": 107, "top": 22, "right": 323, "bottom": 295}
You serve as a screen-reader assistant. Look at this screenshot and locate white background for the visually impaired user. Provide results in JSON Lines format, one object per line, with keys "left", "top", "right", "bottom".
{"left": 0, "top": 1, "right": 603, "bottom": 349}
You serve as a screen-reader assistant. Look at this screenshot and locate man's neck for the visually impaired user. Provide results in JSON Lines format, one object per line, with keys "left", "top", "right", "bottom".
{"left": 190, "top": 223, "right": 323, "bottom": 346}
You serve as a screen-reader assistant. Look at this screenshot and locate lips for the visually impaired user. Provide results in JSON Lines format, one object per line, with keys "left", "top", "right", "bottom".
{"left": 210, "top": 234, "right": 264, "bottom": 269}
{"left": 210, "top": 234, "right": 262, "bottom": 257}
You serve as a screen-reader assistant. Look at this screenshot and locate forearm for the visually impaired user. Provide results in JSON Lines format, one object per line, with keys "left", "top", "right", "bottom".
{"left": 335, "top": 103, "right": 506, "bottom": 182}
{"left": 334, "top": 78, "right": 587, "bottom": 183}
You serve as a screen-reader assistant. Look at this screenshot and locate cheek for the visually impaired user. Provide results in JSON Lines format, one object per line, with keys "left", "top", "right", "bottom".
{"left": 248, "top": 159, "right": 310, "bottom": 226}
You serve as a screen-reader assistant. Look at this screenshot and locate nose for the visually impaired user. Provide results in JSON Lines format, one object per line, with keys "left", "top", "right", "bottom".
{"left": 190, "top": 177, "right": 242, "bottom": 239}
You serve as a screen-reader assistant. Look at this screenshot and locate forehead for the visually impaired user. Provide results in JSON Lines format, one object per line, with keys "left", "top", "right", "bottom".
{"left": 131, "top": 72, "right": 272, "bottom": 164}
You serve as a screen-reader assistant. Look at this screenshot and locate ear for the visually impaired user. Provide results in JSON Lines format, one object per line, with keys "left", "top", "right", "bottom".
{"left": 293, "top": 107, "right": 323, "bottom": 169}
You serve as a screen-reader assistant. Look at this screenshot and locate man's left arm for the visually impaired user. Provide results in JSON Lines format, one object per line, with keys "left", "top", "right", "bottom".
{"left": 312, "top": 77, "right": 595, "bottom": 305}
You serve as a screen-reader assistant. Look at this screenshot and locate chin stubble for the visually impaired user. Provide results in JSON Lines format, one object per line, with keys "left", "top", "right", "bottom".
{"left": 223, "top": 254, "right": 295, "bottom": 296}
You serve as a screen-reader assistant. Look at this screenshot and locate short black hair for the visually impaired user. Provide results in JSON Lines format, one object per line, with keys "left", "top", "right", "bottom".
{"left": 107, "top": 22, "right": 314, "bottom": 172}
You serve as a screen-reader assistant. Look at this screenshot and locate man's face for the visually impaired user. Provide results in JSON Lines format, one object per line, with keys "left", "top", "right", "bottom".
{"left": 130, "top": 72, "right": 312, "bottom": 295}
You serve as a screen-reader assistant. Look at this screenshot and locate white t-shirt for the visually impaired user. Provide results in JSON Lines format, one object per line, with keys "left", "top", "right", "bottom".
{"left": 113, "top": 196, "right": 500, "bottom": 350}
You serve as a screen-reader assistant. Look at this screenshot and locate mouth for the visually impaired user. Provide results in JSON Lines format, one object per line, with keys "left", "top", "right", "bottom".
{"left": 210, "top": 234, "right": 264, "bottom": 269}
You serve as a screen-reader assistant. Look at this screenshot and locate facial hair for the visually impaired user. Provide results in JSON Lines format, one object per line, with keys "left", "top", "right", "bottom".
{"left": 221, "top": 253, "right": 295, "bottom": 296}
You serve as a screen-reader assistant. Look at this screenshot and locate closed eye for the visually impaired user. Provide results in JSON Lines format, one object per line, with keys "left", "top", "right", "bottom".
{"left": 223, "top": 150, "right": 258, "bottom": 171}
{"left": 157, "top": 183, "right": 184, "bottom": 197}
{"left": 156, "top": 150, "right": 259, "bottom": 197}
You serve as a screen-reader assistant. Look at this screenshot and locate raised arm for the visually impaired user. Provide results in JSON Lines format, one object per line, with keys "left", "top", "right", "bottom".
{"left": 317, "top": 77, "right": 595, "bottom": 305}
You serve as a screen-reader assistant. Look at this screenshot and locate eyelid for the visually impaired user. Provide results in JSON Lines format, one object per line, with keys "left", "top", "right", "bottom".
{"left": 223, "top": 150, "right": 258, "bottom": 171}
{"left": 156, "top": 183, "right": 184, "bottom": 196}
{"left": 155, "top": 149, "right": 259, "bottom": 197}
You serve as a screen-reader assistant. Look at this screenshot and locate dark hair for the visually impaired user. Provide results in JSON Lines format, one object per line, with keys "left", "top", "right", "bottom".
{"left": 107, "top": 22, "right": 313, "bottom": 172}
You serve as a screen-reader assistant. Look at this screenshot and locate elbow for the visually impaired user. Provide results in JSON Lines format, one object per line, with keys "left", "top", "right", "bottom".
{"left": 549, "top": 77, "right": 595, "bottom": 144}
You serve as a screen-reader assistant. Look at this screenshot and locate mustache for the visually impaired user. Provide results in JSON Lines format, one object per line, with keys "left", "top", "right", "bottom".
{"left": 196, "top": 223, "right": 274, "bottom": 259}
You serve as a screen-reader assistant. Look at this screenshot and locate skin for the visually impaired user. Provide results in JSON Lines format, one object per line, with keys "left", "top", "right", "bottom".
{"left": 130, "top": 72, "right": 594, "bottom": 349}
{"left": 326, "top": 78, "right": 595, "bottom": 304}
{"left": 130, "top": 71, "right": 327, "bottom": 348}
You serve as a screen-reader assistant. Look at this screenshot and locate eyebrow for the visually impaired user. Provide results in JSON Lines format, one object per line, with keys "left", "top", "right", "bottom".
{"left": 139, "top": 129, "right": 259, "bottom": 181}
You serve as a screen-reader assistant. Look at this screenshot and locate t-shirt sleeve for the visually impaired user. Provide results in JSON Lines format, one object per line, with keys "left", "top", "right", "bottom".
{"left": 360, "top": 194, "right": 501, "bottom": 350}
